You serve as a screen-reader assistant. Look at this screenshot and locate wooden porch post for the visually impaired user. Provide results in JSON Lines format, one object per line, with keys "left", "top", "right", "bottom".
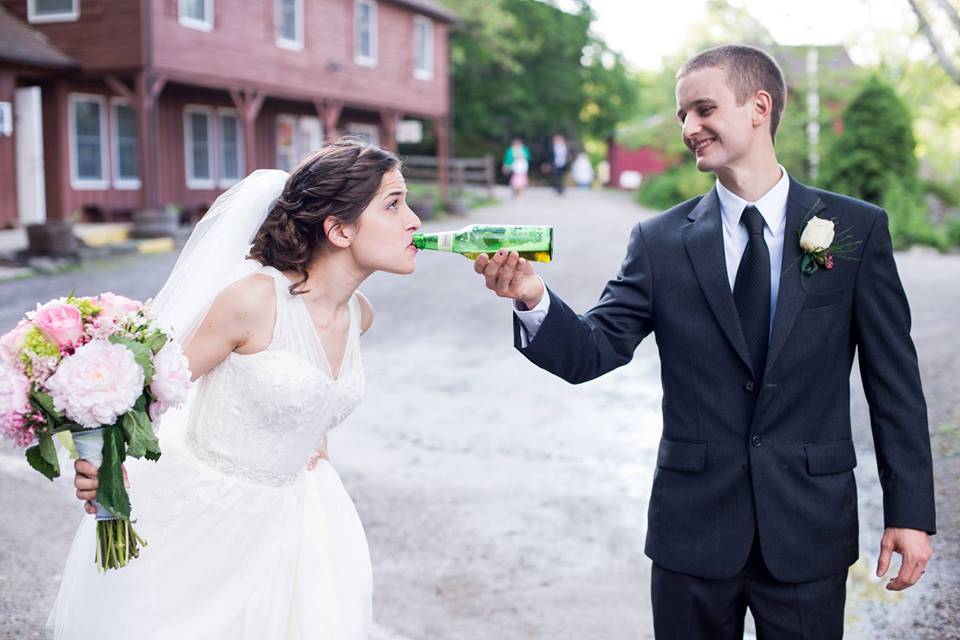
{"left": 434, "top": 117, "right": 449, "bottom": 202}
{"left": 108, "top": 73, "right": 165, "bottom": 210}
{"left": 0, "top": 70, "right": 17, "bottom": 227}
{"left": 230, "top": 88, "right": 265, "bottom": 173}
{"left": 379, "top": 109, "right": 398, "bottom": 151}
{"left": 315, "top": 99, "right": 343, "bottom": 143}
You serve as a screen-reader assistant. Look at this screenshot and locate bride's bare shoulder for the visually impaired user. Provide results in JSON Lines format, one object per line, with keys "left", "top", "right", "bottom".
{"left": 213, "top": 273, "right": 276, "bottom": 324}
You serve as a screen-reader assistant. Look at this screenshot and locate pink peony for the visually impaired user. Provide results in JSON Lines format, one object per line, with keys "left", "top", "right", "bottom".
{"left": 0, "top": 321, "right": 31, "bottom": 367}
{"left": 149, "top": 341, "right": 192, "bottom": 418}
{"left": 96, "top": 292, "right": 142, "bottom": 323}
{"left": 0, "top": 364, "right": 31, "bottom": 445}
{"left": 45, "top": 340, "right": 144, "bottom": 429}
{"left": 34, "top": 303, "right": 83, "bottom": 349}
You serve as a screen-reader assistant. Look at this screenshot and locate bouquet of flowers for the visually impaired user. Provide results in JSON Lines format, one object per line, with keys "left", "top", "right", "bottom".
{"left": 0, "top": 293, "right": 192, "bottom": 572}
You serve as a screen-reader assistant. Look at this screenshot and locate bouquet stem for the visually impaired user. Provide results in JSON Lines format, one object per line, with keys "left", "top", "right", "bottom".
{"left": 73, "top": 427, "right": 147, "bottom": 573}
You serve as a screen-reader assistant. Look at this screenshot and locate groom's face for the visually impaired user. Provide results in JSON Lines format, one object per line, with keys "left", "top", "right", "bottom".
{"left": 676, "top": 66, "right": 755, "bottom": 173}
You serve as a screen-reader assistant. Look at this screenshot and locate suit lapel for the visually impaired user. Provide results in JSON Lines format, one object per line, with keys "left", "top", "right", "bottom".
{"left": 681, "top": 187, "right": 754, "bottom": 376}
{"left": 763, "top": 178, "right": 826, "bottom": 378}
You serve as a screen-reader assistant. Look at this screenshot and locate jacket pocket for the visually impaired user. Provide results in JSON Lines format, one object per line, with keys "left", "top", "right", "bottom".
{"left": 802, "top": 288, "right": 845, "bottom": 309}
{"left": 656, "top": 438, "right": 707, "bottom": 472}
{"left": 804, "top": 438, "right": 857, "bottom": 475}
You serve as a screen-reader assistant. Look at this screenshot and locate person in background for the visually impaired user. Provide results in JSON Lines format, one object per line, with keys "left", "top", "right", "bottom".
{"left": 571, "top": 152, "right": 594, "bottom": 189}
{"left": 502, "top": 137, "right": 531, "bottom": 198}
{"left": 541, "top": 133, "right": 569, "bottom": 195}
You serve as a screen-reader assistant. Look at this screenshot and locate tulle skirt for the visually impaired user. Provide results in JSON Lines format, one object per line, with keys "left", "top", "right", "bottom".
{"left": 47, "top": 437, "right": 372, "bottom": 640}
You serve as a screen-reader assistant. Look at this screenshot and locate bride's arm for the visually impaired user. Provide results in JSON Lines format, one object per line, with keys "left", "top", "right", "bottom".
{"left": 183, "top": 276, "right": 275, "bottom": 380}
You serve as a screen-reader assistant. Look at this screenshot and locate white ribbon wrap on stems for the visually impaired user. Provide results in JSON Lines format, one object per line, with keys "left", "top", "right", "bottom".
{"left": 71, "top": 428, "right": 115, "bottom": 522}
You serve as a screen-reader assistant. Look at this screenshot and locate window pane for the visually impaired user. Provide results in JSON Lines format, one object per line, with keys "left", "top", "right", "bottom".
{"left": 190, "top": 112, "right": 210, "bottom": 180}
{"left": 115, "top": 104, "right": 139, "bottom": 180}
{"left": 279, "top": 0, "right": 297, "bottom": 41}
{"left": 35, "top": 0, "right": 74, "bottom": 14}
{"left": 74, "top": 100, "right": 102, "bottom": 180}
{"left": 220, "top": 115, "right": 241, "bottom": 180}
{"left": 185, "top": 0, "right": 206, "bottom": 21}
{"left": 415, "top": 22, "right": 428, "bottom": 71}
{"left": 358, "top": 4, "right": 371, "bottom": 57}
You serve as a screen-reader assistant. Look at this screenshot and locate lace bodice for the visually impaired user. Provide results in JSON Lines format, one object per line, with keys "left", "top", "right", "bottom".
{"left": 185, "top": 266, "right": 365, "bottom": 486}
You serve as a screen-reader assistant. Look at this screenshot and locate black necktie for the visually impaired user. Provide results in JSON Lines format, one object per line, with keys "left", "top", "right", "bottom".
{"left": 734, "top": 205, "right": 770, "bottom": 382}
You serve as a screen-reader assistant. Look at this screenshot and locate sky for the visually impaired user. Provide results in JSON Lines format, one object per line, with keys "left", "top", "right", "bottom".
{"left": 588, "top": 0, "right": 921, "bottom": 71}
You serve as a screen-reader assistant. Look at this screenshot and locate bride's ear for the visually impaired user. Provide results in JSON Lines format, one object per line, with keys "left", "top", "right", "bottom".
{"left": 323, "top": 216, "right": 355, "bottom": 248}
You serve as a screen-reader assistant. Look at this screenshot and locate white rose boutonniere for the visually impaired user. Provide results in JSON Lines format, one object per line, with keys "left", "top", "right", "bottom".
{"left": 789, "top": 199, "right": 862, "bottom": 277}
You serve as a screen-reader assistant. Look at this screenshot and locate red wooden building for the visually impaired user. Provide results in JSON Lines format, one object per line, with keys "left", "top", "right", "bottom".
{"left": 0, "top": 0, "right": 455, "bottom": 228}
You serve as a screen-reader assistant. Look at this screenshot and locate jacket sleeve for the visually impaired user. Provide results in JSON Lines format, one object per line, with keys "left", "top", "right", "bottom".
{"left": 853, "top": 209, "right": 936, "bottom": 534}
{"left": 513, "top": 222, "right": 655, "bottom": 384}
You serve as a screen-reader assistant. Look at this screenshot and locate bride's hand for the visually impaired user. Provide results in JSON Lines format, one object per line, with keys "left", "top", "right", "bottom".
{"left": 307, "top": 437, "right": 329, "bottom": 471}
{"left": 75, "top": 459, "right": 128, "bottom": 515}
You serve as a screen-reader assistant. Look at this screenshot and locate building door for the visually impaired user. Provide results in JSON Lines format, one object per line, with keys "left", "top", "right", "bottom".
{"left": 15, "top": 86, "right": 46, "bottom": 225}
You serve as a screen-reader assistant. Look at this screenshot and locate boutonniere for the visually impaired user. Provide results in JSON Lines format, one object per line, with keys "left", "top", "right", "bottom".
{"left": 785, "top": 198, "right": 862, "bottom": 277}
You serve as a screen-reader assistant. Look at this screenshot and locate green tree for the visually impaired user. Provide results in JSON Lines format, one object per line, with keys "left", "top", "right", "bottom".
{"left": 820, "top": 76, "right": 918, "bottom": 204}
{"left": 440, "top": 0, "right": 635, "bottom": 158}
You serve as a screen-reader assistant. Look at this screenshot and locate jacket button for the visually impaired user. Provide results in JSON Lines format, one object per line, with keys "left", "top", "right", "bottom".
{"left": 751, "top": 435, "right": 763, "bottom": 447}
{"left": 745, "top": 380, "right": 755, "bottom": 392}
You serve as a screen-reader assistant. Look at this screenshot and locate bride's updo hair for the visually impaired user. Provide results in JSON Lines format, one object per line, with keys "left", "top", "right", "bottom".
{"left": 249, "top": 137, "right": 400, "bottom": 295}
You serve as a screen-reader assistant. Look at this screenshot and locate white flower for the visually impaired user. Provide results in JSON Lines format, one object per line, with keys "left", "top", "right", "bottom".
{"left": 45, "top": 340, "right": 144, "bottom": 429}
{"left": 149, "top": 340, "right": 192, "bottom": 418}
{"left": 799, "top": 216, "right": 835, "bottom": 252}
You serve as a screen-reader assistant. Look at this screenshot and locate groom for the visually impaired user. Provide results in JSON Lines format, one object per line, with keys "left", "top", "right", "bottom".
{"left": 474, "top": 45, "right": 935, "bottom": 638}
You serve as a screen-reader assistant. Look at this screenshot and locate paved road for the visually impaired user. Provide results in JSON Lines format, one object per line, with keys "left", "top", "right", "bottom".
{"left": 1, "top": 186, "right": 957, "bottom": 639}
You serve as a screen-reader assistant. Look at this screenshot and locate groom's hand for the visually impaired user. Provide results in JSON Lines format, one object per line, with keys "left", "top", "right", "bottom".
{"left": 877, "top": 527, "right": 933, "bottom": 591}
{"left": 474, "top": 250, "right": 545, "bottom": 310}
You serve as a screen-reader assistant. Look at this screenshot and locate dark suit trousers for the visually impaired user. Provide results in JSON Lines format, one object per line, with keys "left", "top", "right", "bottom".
{"left": 651, "top": 533, "right": 847, "bottom": 639}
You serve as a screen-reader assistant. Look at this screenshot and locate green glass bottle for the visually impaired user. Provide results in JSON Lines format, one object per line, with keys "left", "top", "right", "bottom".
{"left": 412, "top": 225, "right": 553, "bottom": 262}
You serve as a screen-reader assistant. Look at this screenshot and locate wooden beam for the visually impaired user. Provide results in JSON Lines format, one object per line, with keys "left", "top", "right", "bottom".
{"left": 316, "top": 99, "right": 344, "bottom": 142}
{"left": 379, "top": 109, "right": 399, "bottom": 151}
{"left": 103, "top": 75, "right": 135, "bottom": 102}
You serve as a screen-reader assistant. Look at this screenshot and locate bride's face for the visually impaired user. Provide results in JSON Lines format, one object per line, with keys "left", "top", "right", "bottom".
{"left": 349, "top": 168, "right": 421, "bottom": 275}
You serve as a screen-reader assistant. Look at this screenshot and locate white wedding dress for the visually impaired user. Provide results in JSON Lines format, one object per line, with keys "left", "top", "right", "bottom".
{"left": 48, "top": 265, "right": 372, "bottom": 639}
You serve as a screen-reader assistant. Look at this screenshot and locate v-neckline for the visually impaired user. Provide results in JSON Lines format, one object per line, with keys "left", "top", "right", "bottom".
{"left": 296, "top": 295, "right": 353, "bottom": 383}
{"left": 267, "top": 267, "right": 354, "bottom": 383}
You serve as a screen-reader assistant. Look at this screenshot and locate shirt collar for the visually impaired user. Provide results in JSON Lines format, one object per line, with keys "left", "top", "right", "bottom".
{"left": 715, "top": 165, "right": 790, "bottom": 235}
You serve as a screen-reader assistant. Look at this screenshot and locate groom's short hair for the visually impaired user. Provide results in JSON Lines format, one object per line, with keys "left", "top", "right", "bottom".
{"left": 677, "top": 44, "right": 787, "bottom": 140}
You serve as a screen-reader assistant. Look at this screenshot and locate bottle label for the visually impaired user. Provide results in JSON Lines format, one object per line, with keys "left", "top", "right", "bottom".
{"left": 437, "top": 232, "right": 454, "bottom": 252}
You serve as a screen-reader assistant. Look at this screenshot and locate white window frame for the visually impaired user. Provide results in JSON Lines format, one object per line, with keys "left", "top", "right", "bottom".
{"left": 354, "top": 0, "right": 378, "bottom": 67}
{"left": 110, "top": 97, "right": 141, "bottom": 190}
{"left": 28, "top": 0, "right": 79, "bottom": 24}
{"left": 275, "top": 0, "right": 304, "bottom": 51}
{"left": 68, "top": 93, "right": 108, "bottom": 190}
{"left": 184, "top": 105, "right": 215, "bottom": 190}
{"left": 178, "top": 0, "right": 213, "bottom": 32}
{"left": 217, "top": 107, "right": 244, "bottom": 188}
{"left": 413, "top": 15, "right": 434, "bottom": 81}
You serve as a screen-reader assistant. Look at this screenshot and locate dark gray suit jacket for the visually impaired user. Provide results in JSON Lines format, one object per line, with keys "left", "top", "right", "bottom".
{"left": 514, "top": 178, "right": 936, "bottom": 583}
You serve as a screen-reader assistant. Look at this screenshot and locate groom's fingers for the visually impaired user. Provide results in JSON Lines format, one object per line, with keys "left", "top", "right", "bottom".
{"left": 496, "top": 252, "right": 520, "bottom": 296}
{"left": 474, "top": 254, "right": 489, "bottom": 273}
{"left": 877, "top": 539, "right": 893, "bottom": 577}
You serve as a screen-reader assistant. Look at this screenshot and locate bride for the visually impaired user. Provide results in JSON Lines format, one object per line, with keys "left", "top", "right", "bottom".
{"left": 48, "top": 138, "right": 421, "bottom": 639}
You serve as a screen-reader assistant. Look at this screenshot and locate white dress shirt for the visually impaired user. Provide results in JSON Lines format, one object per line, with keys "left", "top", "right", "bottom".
{"left": 515, "top": 166, "right": 791, "bottom": 345}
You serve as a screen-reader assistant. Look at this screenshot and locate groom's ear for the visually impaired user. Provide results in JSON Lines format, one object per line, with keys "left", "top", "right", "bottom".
{"left": 323, "top": 216, "right": 355, "bottom": 248}
{"left": 751, "top": 89, "right": 774, "bottom": 131}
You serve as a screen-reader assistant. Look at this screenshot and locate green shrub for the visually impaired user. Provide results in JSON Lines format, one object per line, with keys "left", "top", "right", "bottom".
{"left": 634, "top": 162, "right": 713, "bottom": 211}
